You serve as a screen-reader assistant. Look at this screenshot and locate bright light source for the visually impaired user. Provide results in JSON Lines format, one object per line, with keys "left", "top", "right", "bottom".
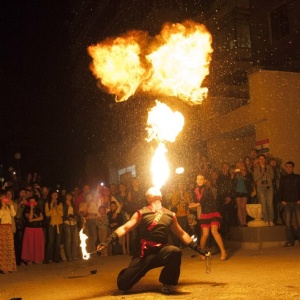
{"left": 175, "top": 167, "right": 184, "bottom": 174}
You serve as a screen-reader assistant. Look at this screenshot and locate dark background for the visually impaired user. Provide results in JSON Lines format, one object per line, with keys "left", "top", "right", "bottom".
{"left": 1, "top": 1, "right": 81, "bottom": 188}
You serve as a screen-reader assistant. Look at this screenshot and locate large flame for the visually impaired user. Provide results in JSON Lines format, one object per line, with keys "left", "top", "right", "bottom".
{"left": 88, "top": 20, "right": 212, "bottom": 105}
{"left": 147, "top": 101, "right": 184, "bottom": 189}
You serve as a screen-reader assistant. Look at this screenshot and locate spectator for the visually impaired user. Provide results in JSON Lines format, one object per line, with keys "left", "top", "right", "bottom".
{"left": 74, "top": 184, "right": 90, "bottom": 213}
{"left": 21, "top": 196, "right": 44, "bottom": 265}
{"left": 107, "top": 201, "right": 123, "bottom": 255}
{"left": 96, "top": 205, "right": 109, "bottom": 256}
{"left": 217, "top": 163, "right": 237, "bottom": 240}
{"left": 63, "top": 193, "right": 79, "bottom": 261}
{"left": 126, "top": 178, "right": 146, "bottom": 255}
{"left": 250, "top": 149, "right": 259, "bottom": 166}
{"left": 254, "top": 154, "right": 274, "bottom": 226}
{"left": 280, "top": 161, "right": 300, "bottom": 247}
{"left": 244, "top": 156, "right": 256, "bottom": 203}
{"left": 13, "top": 188, "right": 27, "bottom": 265}
{"left": 38, "top": 186, "right": 50, "bottom": 243}
{"left": 79, "top": 192, "right": 98, "bottom": 254}
{"left": 6, "top": 189, "right": 16, "bottom": 234}
{"left": 207, "top": 169, "right": 219, "bottom": 200}
{"left": 44, "top": 191, "right": 63, "bottom": 263}
{"left": 0, "top": 190, "right": 17, "bottom": 273}
{"left": 269, "top": 158, "right": 284, "bottom": 225}
{"left": 170, "top": 182, "right": 191, "bottom": 248}
{"left": 115, "top": 183, "right": 130, "bottom": 254}
{"left": 234, "top": 161, "right": 253, "bottom": 227}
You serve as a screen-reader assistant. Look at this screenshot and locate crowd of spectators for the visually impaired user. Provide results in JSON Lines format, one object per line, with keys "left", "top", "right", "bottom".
{"left": 0, "top": 147, "right": 299, "bottom": 274}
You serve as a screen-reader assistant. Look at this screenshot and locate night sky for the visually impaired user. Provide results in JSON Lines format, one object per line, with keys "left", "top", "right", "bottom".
{"left": 1, "top": 1, "right": 75, "bottom": 187}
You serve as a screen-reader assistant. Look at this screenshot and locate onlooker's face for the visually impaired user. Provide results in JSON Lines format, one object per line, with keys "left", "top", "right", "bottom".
{"left": 110, "top": 184, "right": 116, "bottom": 194}
{"left": 132, "top": 179, "right": 139, "bottom": 188}
{"left": 258, "top": 156, "right": 266, "bottom": 165}
{"left": 196, "top": 175, "right": 205, "bottom": 186}
{"left": 86, "top": 194, "right": 93, "bottom": 202}
{"left": 110, "top": 203, "right": 117, "bottom": 211}
{"left": 250, "top": 149, "right": 258, "bottom": 159}
{"left": 42, "top": 187, "right": 49, "bottom": 197}
{"left": 83, "top": 185, "right": 90, "bottom": 194}
{"left": 119, "top": 184, "right": 126, "bottom": 193}
{"left": 285, "top": 163, "right": 294, "bottom": 174}
{"left": 19, "top": 190, "right": 26, "bottom": 199}
{"left": 51, "top": 192, "right": 58, "bottom": 200}
{"left": 66, "top": 194, "right": 72, "bottom": 203}
{"left": 26, "top": 190, "right": 33, "bottom": 198}
{"left": 6, "top": 191, "right": 13, "bottom": 200}
{"left": 244, "top": 158, "right": 251, "bottom": 165}
{"left": 269, "top": 160, "right": 277, "bottom": 168}
{"left": 222, "top": 163, "right": 229, "bottom": 173}
{"left": 99, "top": 207, "right": 106, "bottom": 215}
{"left": 210, "top": 171, "right": 218, "bottom": 180}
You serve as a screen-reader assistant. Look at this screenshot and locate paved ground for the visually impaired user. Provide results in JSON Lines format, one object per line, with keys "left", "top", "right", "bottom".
{"left": 1, "top": 245, "right": 300, "bottom": 300}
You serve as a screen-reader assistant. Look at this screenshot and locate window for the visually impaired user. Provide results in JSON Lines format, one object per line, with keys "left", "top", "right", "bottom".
{"left": 270, "top": 4, "right": 289, "bottom": 42}
{"left": 236, "top": 21, "right": 251, "bottom": 48}
{"left": 118, "top": 165, "right": 136, "bottom": 182}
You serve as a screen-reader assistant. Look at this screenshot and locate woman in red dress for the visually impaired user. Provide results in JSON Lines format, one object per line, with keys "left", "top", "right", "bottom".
{"left": 189, "top": 174, "right": 227, "bottom": 261}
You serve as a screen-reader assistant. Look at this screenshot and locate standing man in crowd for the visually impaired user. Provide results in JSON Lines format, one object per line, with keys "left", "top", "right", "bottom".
{"left": 97, "top": 187, "right": 209, "bottom": 294}
{"left": 280, "top": 161, "right": 300, "bottom": 247}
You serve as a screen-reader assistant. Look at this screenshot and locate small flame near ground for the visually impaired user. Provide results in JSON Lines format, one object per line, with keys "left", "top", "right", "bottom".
{"left": 79, "top": 228, "right": 90, "bottom": 260}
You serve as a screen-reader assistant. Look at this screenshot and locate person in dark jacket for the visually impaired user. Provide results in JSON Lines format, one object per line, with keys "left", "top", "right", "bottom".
{"left": 279, "top": 161, "right": 300, "bottom": 246}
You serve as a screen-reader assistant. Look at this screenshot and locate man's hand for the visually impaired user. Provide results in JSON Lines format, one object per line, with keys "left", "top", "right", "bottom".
{"left": 97, "top": 232, "right": 118, "bottom": 252}
{"left": 188, "top": 241, "right": 210, "bottom": 257}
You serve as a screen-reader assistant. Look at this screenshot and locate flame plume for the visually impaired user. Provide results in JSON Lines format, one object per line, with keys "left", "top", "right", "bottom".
{"left": 147, "top": 100, "right": 184, "bottom": 189}
{"left": 88, "top": 20, "right": 212, "bottom": 105}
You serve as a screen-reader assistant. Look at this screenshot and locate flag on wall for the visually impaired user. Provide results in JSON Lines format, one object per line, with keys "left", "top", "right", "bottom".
{"left": 255, "top": 139, "right": 270, "bottom": 154}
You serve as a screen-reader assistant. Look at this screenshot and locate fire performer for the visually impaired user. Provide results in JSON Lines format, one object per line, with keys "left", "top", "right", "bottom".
{"left": 97, "top": 186, "right": 209, "bottom": 294}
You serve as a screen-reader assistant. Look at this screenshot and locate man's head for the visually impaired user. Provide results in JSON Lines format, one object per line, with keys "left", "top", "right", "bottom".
{"left": 285, "top": 161, "right": 295, "bottom": 174}
{"left": 145, "top": 187, "right": 162, "bottom": 203}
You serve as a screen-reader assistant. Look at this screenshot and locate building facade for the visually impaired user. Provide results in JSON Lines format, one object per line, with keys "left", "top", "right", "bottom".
{"left": 69, "top": 0, "right": 300, "bottom": 184}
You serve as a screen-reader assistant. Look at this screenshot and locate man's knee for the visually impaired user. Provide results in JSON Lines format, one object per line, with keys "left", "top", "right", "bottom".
{"left": 117, "top": 269, "right": 132, "bottom": 291}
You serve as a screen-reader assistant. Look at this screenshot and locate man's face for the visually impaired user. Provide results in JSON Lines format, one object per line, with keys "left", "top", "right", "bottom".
{"left": 285, "top": 164, "right": 294, "bottom": 174}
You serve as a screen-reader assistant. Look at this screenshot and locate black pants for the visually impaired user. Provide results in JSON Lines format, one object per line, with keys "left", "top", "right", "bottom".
{"left": 117, "top": 245, "right": 182, "bottom": 291}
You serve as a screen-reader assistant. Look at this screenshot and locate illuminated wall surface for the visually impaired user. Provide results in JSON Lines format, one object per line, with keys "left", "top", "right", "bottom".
{"left": 202, "top": 70, "right": 300, "bottom": 172}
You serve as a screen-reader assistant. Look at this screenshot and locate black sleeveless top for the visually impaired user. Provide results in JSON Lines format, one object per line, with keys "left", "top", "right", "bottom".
{"left": 137, "top": 206, "right": 175, "bottom": 245}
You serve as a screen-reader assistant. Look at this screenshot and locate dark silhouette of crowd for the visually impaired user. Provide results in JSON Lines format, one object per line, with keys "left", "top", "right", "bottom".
{"left": 1, "top": 147, "right": 299, "bottom": 274}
